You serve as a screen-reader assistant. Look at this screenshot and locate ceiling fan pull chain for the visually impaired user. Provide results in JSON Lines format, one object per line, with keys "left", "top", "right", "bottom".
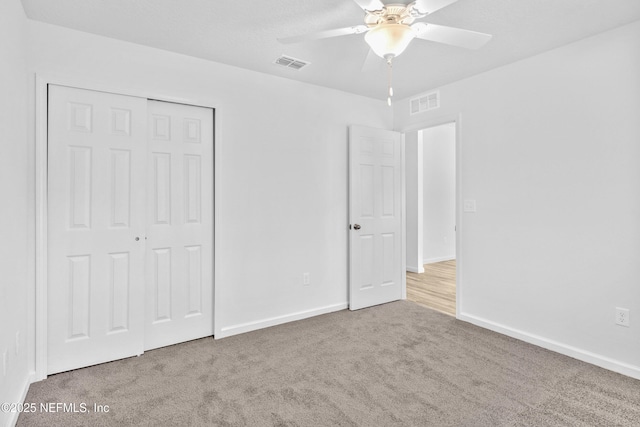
{"left": 387, "top": 57, "right": 393, "bottom": 107}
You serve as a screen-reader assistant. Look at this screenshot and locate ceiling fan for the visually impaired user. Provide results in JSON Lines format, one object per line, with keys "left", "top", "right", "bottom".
{"left": 278, "top": 0, "right": 492, "bottom": 104}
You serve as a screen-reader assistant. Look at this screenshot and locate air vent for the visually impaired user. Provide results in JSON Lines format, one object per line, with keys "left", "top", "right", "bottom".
{"left": 274, "top": 55, "right": 310, "bottom": 71}
{"left": 410, "top": 91, "right": 440, "bottom": 115}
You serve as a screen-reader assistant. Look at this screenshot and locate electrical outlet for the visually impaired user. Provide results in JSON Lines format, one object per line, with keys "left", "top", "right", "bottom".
{"left": 15, "top": 331, "right": 20, "bottom": 356}
{"left": 463, "top": 199, "right": 477, "bottom": 213}
{"left": 303, "top": 273, "right": 310, "bottom": 286}
{"left": 615, "top": 307, "right": 630, "bottom": 327}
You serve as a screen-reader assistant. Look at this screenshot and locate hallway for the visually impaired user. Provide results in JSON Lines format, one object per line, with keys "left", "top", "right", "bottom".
{"left": 406, "top": 260, "right": 456, "bottom": 316}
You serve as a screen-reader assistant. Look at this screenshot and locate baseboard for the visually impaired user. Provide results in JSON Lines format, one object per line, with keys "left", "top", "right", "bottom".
{"left": 458, "top": 313, "right": 640, "bottom": 380}
{"left": 406, "top": 265, "right": 424, "bottom": 273}
{"left": 423, "top": 256, "right": 455, "bottom": 264}
{"left": 6, "top": 374, "right": 33, "bottom": 427}
{"left": 216, "top": 302, "right": 348, "bottom": 339}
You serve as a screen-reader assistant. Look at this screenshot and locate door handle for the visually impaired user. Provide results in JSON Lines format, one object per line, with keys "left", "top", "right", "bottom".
{"left": 353, "top": 224, "right": 361, "bottom": 230}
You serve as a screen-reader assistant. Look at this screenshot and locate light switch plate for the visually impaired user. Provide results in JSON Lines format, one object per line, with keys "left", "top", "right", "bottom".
{"left": 463, "top": 199, "right": 477, "bottom": 213}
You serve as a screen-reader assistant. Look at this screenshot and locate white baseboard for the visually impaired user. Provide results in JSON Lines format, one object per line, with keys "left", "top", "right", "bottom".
{"left": 458, "top": 313, "right": 640, "bottom": 380}
{"left": 423, "top": 256, "right": 455, "bottom": 264}
{"left": 216, "top": 302, "right": 348, "bottom": 339}
{"left": 7, "top": 374, "right": 32, "bottom": 427}
{"left": 406, "top": 265, "right": 425, "bottom": 273}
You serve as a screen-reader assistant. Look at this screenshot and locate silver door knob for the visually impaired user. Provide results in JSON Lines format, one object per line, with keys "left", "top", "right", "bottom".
{"left": 353, "top": 224, "right": 361, "bottom": 230}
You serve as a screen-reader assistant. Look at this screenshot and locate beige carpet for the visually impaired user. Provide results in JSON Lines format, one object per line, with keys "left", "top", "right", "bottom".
{"left": 19, "top": 301, "right": 640, "bottom": 426}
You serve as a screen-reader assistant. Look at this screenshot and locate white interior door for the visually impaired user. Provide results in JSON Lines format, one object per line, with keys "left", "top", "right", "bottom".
{"left": 47, "top": 85, "right": 147, "bottom": 374}
{"left": 144, "top": 100, "right": 214, "bottom": 350}
{"left": 349, "top": 125, "right": 403, "bottom": 310}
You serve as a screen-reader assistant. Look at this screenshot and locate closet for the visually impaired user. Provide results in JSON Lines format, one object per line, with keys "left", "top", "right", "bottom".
{"left": 47, "top": 85, "right": 214, "bottom": 374}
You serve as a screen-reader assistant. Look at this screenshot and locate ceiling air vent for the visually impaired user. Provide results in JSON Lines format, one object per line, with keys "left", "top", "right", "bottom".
{"left": 274, "top": 55, "right": 310, "bottom": 71}
{"left": 410, "top": 91, "right": 440, "bottom": 115}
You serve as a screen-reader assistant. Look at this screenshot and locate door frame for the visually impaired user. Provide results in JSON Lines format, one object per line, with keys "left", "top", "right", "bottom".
{"left": 400, "top": 114, "right": 462, "bottom": 317}
{"left": 32, "top": 74, "right": 222, "bottom": 381}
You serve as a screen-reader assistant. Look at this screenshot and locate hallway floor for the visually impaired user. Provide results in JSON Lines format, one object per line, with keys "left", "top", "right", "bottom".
{"left": 406, "top": 260, "right": 456, "bottom": 316}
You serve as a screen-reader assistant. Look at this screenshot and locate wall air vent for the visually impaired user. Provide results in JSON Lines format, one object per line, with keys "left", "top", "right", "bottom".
{"left": 274, "top": 55, "right": 310, "bottom": 71}
{"left": 410, "top": 91, "right": 440, "bottom": 115}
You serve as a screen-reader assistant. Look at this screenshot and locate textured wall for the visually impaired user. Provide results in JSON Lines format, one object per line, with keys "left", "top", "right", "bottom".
{"left": 0, "top": 0, "right": 30, "bottom": 425}
{"left": 27, "top": 20, "right": 392, "bottom": 340}
{"left": 395, "top": 20, "right": 640, "bottom": 377}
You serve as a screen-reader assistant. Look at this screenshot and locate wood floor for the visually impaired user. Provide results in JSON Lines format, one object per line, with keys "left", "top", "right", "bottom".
{"left": 406, "top": 260, "right": 456, "bottom": 316}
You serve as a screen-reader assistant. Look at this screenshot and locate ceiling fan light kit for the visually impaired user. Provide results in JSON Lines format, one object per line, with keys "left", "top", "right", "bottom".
{"left": 364, "top": 23, "right": 415, "bottom": 60}
{"left": 363, "top": 3, "right": 423, "bottom": 106}
{"left": 278, "top": 0, "right": 492, "bottom": 104}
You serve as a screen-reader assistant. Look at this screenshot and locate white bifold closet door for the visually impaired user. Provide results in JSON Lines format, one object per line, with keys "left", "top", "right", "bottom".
{"left": 47, "top": 86, "right": 213, "bottom": 375}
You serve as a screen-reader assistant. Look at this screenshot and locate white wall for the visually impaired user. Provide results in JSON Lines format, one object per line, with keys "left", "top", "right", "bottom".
{"left": 0, "top": 0, "right": 30, "bottom": 424}
{"left": 395, "top": 20, "right": 640, "bottom": 377}
{"left": 26, "top": 21, "right": 392, "bottom": 342}
{"left": 422, "top": 123, "right": 456, "bottom": 263}
{"left": 404, "top": 131, "right": 423, "bottom": 273}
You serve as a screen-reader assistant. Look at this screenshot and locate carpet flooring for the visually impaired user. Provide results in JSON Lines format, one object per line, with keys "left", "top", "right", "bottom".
{"left": 18, "top": 301, "right": 640, "bottom": 426}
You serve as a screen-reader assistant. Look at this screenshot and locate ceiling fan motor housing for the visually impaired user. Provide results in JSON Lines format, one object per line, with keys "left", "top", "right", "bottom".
{"left": 364, "top": 3, "right": 426, "bottom": 26}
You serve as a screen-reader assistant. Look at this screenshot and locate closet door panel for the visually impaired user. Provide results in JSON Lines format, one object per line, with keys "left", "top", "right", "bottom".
{"left": 144, "top": 100, "right": 214, "bottom": 350}
{"left": 47, "top": 85, "right": 147, "bottom": 374}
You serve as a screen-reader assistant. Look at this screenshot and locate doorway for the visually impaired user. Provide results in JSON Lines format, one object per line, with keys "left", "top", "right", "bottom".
{"left": 405, "top": 122, "right": 457, "bottom": 316}
{"left": 46, "top": 85, "right": 214, "bottom": 374}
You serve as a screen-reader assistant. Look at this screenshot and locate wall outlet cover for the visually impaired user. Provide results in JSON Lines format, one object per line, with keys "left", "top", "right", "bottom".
{"left": 615, "top": 307, "right": 630, "bottom": 327}
{"left": 463, "top": 199, "right": 477, "bottom": 213}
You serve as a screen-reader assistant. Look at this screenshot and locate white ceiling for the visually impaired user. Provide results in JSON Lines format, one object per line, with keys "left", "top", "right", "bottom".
{"left": 20, "top": 0, "right": 640, "bottom": 100}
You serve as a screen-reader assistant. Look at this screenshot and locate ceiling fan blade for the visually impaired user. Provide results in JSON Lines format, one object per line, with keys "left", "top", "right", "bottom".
{"left": 412, "top": 0, "right": 459, "bottom": 14}
{"left": 278, "top": 25, "right": 368, "bottom": 44}
{"left": 361, "top": 48, "right": 382, "bottom": 73}
{"left": 352, "top": 0, "right": 384, "bottom": 12}
{"left": 412, "top": 23, "right": 492, "bottom": 49}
